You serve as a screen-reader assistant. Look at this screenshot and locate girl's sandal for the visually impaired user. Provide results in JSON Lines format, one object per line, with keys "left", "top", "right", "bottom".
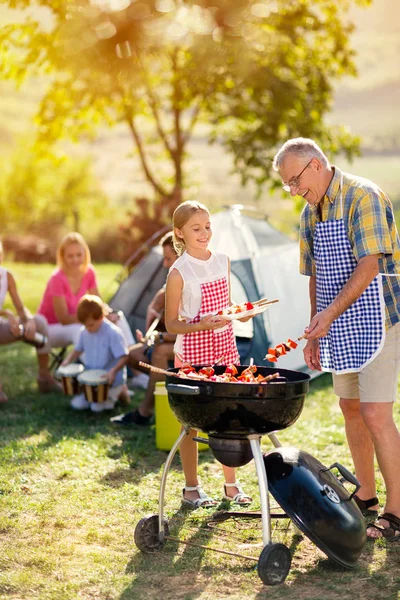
{"left": 223, "top": 482, "right": 252, "bottom": 506}
{"left": 367, "top": 512, "right": 400, "bottom": 542}
{"left": 182, "top": 486, "right": 218, "bottom": 509}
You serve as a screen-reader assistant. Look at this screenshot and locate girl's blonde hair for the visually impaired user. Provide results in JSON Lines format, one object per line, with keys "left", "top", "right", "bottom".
{"left": 172, "top": 201, "right": 210, "bottom": 256}
{"left": 0, "top": 240, "right": 3, "bottom": 263}
{"left": 57, "top": 232, "right": 91, "bottom": 272}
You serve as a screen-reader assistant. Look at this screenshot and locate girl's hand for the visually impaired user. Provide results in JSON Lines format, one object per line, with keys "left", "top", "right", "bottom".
{"left": 22, "top": 318, "right": 37, "bottom": 341}
{"left": 6, "top": 311, "right": 20, "bottom": 337}
{"left": 238, "top": 315, "right": 253, "bottom": 323}
{"left": 199, "top": 315, "right": 229, "bottom": 330}
{"left": 107, "top": 312, "right": 120, "bottom": 324}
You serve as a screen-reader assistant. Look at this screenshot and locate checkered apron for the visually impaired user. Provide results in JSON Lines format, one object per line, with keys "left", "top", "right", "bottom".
{"left": 181, "top": 277, "right": 240, "bottom": 366}
{"left": 314, "top": 174, "right": 386, "bottom": 374}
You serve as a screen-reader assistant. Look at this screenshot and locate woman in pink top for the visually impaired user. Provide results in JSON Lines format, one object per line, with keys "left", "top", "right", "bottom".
{"left": 38, "top": 233, "right": 133, "bottom": 387}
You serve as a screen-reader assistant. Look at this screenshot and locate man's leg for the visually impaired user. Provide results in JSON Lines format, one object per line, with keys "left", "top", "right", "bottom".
{"left": 339, "top": 397, "right": 378, "bottom": 507}
{"left": 334, "top": 371, "right": 378, "bottom": 507}
{"left": 360, "top": 322, "right": 400, "bottom": 537}
{"left": 362, "top": 402, "right": 400, "bottom": 537}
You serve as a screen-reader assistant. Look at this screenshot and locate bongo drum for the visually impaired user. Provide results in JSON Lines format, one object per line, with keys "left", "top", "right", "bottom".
{"left": 77, "top": 369, "right": 109, "bottom": 404}
{"left": 56, "top": 363, "right": 85, "bottom": 395}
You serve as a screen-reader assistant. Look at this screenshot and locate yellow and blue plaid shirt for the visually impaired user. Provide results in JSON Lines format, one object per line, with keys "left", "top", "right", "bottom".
{"left": 299, "top": 166, "right": 400, "bottom": 329}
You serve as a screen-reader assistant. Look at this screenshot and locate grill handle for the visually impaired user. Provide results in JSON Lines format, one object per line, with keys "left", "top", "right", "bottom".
{"left": 166, "top": 384, "right": 200, "bottom": 396}
{"left": 320, "top": 462, "right": 361, "bottom": 500}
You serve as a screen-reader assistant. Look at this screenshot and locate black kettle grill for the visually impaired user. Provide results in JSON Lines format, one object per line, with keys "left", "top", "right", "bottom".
{"left": 134, "top": 365, "right": 366, "bottom": 586}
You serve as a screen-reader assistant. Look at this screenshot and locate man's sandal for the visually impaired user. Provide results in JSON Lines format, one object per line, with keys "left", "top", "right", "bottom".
{"left": 182, "top": 486, "right": 218, "bottom": 509}
{"left": 223, "top": 482, "right": 252, "bottom": 506}
{"left": 353, "top": 495, "right": 379, "bottom": 517}
{"left": 367, "top": 512, "right": 400, "bottom": 541}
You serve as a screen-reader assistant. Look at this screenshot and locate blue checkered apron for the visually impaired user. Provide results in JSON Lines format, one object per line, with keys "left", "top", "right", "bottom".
{"left": 314, "top": 174, "right": 386, "bottom": 374}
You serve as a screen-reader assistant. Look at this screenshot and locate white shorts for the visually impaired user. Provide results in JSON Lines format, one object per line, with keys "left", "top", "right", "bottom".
{"left": 332, "top": 321, "right": 400, "bottom": 402}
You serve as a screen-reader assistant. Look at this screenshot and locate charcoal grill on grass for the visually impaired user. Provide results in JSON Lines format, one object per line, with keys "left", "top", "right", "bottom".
{"left": 134, "top": 365, "right": 366, "bottom": 586}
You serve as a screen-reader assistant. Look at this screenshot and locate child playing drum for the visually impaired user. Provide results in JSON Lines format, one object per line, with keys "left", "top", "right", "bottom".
{"left": 165, "top": 201, "right": 253, "bottom": 508}
{"left": 62, "top": 294, "right": 129, "bottom": 412}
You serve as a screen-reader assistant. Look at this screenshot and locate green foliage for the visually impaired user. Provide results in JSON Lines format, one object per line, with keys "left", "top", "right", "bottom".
{"left": 0, "top": 137, "right": 109, "bottom": 235}
{"left": 0, "top": 0, "right": 369, "bottom": 205}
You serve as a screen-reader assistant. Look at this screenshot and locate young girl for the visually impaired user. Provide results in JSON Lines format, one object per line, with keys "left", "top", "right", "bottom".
{"left": 165, "top": 201, "right": 252, "bottom": 508}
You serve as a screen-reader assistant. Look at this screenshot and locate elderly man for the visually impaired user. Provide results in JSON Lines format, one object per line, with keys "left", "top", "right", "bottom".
{"left": 273, "top": 138, "right": 400, "bottom": 541}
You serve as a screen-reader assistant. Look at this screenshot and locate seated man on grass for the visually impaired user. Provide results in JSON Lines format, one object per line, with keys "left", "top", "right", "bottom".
{"left": 111, "top": 232, "right": 177, "bottom": 426}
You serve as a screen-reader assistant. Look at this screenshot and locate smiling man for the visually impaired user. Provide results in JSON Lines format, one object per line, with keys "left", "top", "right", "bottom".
{"left": 273, "top": 137, "right": 400, "bottom": 542}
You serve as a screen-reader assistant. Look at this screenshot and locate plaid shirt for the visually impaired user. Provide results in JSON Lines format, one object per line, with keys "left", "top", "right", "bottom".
{"left": 300, "top": 166, "right": 400, "bottom": 328}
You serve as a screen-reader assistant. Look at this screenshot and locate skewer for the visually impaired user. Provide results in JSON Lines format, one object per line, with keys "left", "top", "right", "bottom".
{"left": 297, "top": 334, "right": 306, "bottom": 341}
{"left": 258, "top": 372, "right": 281, "bottom": 383}
{"left": 212, "top": 355, "right": 226, "bottom": 368}
{"left": 254, "top": 298, "right": 279, "bottom": 307}
{"left": 138, "top": 361, "right": 207, "bottom": 381}
{"left": 138, "top": 361, "right": 170, "bottom": 376}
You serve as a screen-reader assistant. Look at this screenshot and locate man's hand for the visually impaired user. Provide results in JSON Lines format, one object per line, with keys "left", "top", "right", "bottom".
{"left": 303, "top": 339, "right": 322, "bottom": 371}
{"left": 135, "top": 328, "right": 145, "bottom": 343}
{"left": 304, "top": 308, "right": 335, "bottom": 340}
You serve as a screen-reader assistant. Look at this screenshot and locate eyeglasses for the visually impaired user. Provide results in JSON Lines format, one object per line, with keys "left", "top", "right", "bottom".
{"left": 282, "top": 159, "right": 313, "bottom": 193}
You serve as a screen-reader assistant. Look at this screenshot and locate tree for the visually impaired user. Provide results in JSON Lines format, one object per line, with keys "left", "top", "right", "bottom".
{"left": 0, "top": 0, "right": 371, "bottom": 220}
{"left": 0, "top": 138, "right": 109, "bottom": 236}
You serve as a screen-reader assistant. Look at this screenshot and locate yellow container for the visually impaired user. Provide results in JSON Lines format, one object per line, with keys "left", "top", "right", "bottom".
{"left": 155, "top": 382, "right": 208, "bottom": 452}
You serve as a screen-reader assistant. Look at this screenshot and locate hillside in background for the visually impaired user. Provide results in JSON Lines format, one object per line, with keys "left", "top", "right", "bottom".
{"left": 0, "top": 0, "right": 399, "bottom": 220}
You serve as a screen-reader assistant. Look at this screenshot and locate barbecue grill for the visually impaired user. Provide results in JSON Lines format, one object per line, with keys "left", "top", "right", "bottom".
{"left": 134, "top": 365, "right": 366, "bottom": 585}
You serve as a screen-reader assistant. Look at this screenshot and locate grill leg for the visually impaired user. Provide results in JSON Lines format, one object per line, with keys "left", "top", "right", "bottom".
{"left": 158, "top": 428, "right": 189, "bottom": 540}
{"left": 267, "top": 433, "right": 282, "bottom": 448}
{"left": 249, "top": 434, "right": 271, "bottom": 547}
{"left": 267, "top": 433, "right": 302, "bottom": 537}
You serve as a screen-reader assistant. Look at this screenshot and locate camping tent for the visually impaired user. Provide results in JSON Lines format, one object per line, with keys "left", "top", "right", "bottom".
{"left": 110, "top": 205, "right": 312, "bottom": 373}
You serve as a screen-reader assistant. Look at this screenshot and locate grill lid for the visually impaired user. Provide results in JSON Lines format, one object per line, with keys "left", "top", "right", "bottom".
{"left": 263, "top": 447, "right": 366, "bottom": 568}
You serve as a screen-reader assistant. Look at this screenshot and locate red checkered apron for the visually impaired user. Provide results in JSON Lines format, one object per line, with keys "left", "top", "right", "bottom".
{"left": 181, "top": 277, "right": 240, "bottom": 366}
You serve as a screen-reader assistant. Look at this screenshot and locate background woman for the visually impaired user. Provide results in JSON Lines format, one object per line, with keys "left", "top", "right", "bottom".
{"left": 0, "top": 241, "right": 59, "bottom": 401}
{"left": 37, "top": 232, "right": 134, "bottom": 380}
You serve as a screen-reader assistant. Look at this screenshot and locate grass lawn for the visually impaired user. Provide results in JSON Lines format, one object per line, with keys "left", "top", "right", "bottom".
{"left": 1, "top": 264, "right": 400, "bottom": 600}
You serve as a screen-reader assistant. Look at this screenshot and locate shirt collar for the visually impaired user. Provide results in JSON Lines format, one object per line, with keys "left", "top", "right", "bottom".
{"left": 324, "top": 166, "right": 342, "bottom": 204}
{"left": 308, "top": 165, "right": 342, "bottom": 217}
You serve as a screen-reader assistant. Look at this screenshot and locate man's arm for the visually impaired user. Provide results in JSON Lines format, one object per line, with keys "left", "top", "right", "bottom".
{"left": 145, "top": 288, "right": 165, "bottom": 331}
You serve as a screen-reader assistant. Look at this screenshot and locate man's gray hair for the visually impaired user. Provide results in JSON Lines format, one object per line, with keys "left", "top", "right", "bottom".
{"left": 272, "top": 138, "right": 330, "bottom": 171}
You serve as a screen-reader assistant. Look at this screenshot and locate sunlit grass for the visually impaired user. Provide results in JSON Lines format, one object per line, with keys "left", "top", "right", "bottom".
{"left": 1, "top": 265, "right": 400, "bottom": 598}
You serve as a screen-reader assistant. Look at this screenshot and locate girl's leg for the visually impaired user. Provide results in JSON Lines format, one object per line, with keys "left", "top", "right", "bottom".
{"left": 222, "top": 465, "right": 252, "bottom": 503}
{"left": 222, "top": 466, "right": 239, "bottom": 497}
